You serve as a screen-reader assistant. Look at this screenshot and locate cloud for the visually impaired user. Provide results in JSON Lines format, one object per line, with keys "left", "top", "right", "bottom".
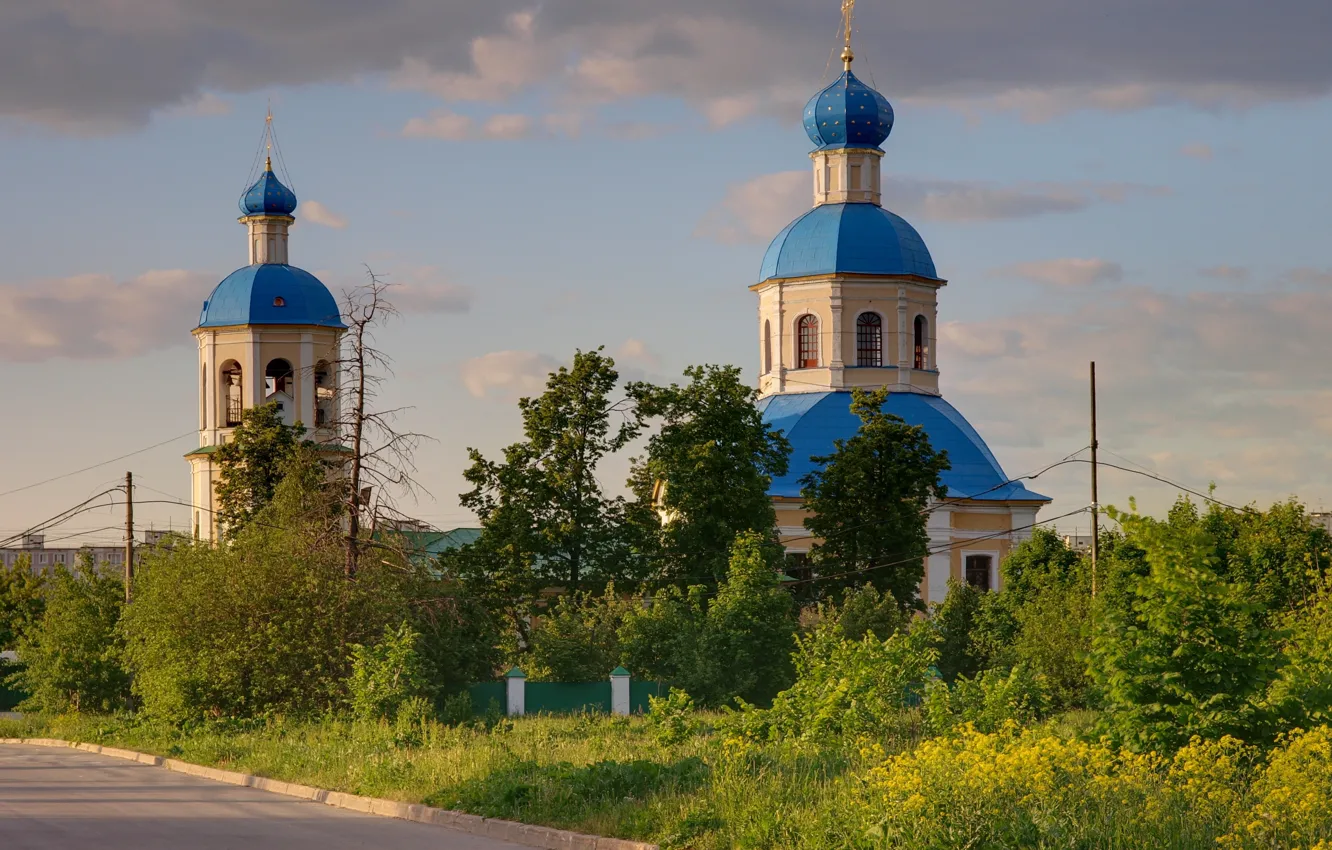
{"left": 936, "top": 278, "right": 1332, "bottom": 517}
{"left": 402, "top": 110, "right": 475, "bottom": 141}
{"left": 616, "top": 338, "right": 660, "bottom": 368}
{"left": 1180, "top": 142, "right": 1215, "bottom": 160}
{"left": 992, "top": 258, "right": 1124, "bottom": 287}
{"left": 5, "top": 2, "right": 1331, "bottom": 132}
{"left": 1201, "top": 265, "right": 1251, "bottom": 281}
{"left": 696, "top": 171, "right": 1168, "bottom": 244}
{"left": 460, "top": 350, "right": 559, "bottom": 399}
{"left": 299, "top": 200, "right": 348, "bottom": 229}
{"left": 0, "top": 269, "right": 212, "bottom": 361}
{"left": 164, "top": 91, "right": 231, "bottom": 117}
{"left": 1285, "top": 268, "right": 1332, "bottom": 287}
{"left": 388, "top": 269, "right": 473, "bottom": 315}
{"left": 482, "top": 113, "right": 533, "bottom": 140}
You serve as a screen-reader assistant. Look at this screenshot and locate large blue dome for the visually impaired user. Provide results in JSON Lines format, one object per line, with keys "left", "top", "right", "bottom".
{"left": 198, "top": 264, "right": 344, "bottom": 329}
{"left": 239, "top": 161, "right": 298, "bottom": 217}
{"left": 758, "top": 391, "right": 1050, "bottom": 502}
{"left": 803, "top": 70, "right": 894, "bottom": 150}
{"left": 759, "top": 203, "right": 938, "bottom": 282}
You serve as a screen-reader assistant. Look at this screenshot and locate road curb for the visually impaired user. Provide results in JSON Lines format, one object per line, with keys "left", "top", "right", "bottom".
{"left": 0, "top": 738, "right": 659, "bottom": 850}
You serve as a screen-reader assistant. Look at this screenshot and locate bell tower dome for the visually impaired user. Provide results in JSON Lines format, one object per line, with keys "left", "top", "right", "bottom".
{"left": 186, "top": 114, "right": 346, "bottom": 541}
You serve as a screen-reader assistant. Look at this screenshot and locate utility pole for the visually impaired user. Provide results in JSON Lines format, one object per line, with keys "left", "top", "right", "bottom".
{"left": 1089, "top": 362, "right": 1099, "bottom": 598}
{"left": 124, "top": 471, "right": 134, "bottom": 604}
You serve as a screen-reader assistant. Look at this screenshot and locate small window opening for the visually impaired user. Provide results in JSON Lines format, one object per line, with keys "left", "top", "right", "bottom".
{"left": 265, "top": 358, "right": 294, "bottom": 398}
{"left": 763, "top": 320, "right": 772, "bottom": 374}
{"left": 315, "top": 361, "right": 334, "bottom": 428}
{"left": 797, "top": 315, "right": 819, "bottom": 369}
{"left": 221, "top": 361, "right": 243, "bottom": 427}
{"left": 273, "top": 296, "right": 286, "bottom": 307}
{"left": 914, "top": 315, "right": 929, "bottom": 370}
{"left": 856, "top": 313, "right": 883, "bottom": 367}
{"left": 965, "top": 555, "right": 993, "bottom": 592}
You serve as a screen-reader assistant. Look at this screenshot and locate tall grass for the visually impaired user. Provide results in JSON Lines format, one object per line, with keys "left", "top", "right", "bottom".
{"left": 5, "top": 712, "right": 1332, "bottom": 849}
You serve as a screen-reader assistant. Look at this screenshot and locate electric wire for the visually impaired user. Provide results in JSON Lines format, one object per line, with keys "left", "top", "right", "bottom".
{"left": 0, "top": 431, "right": 193, "bottom": 501}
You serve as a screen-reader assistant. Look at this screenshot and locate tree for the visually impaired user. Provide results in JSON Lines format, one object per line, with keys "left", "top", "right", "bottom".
{"left": 214, "top": 402, "right": 307, "bottom": 536}
{"left": 627, "top": 365, "right": 791, "bottom": 586}
{"left": 459, "top": 348, "right": 641, "bottom": 598}
{"left": 698, "top": 531, "right": 798, "bottom": 706}
{"left": 332, "top": 272, "right": 430, "bottom": 578}
{"left": 525, "top": 585, "right": 632, "bottom": 682}
{"left": 1090, "top": 505, "right": 1279, "bottom": 749}
{"left": 14, "top": 553, "right": 129, "bottom": 713}
{"left": 800, "top": 387, "right": 950, "bottom": 607}
{"left": 121, "top": 450, "right": 415, "bottom": 721}
{"left": 0, "top": 554, "right": 44, "bottom": 651}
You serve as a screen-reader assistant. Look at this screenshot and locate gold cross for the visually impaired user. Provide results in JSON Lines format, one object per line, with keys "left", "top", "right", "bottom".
{"left": 841, "top": 0, "right": 856, "bottom": 68}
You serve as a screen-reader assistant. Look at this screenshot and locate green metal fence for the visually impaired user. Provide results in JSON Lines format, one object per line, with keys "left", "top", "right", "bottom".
{"left": 466, "top": 681, "right": 505, "bottom": 715}
{"left": 630, "top": 680, "right": 668, "bottom": 713}
{"left": 526, "top": 681, "right": 611, "bottom": 714}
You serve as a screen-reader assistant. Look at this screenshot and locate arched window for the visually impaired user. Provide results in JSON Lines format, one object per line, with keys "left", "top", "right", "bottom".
{"left": 200, "top": 363, "right": 207, "bottom": 426}
{"left": 265, "top": 358, "right": 294, "bottom": 398}
{"left": 856, "top": 313, "right": 883, "bottom": 367}
{"left": 220, "top": 361, "right": 243, "bottom": 427}
{"left": 763, "top": 320, "right": 772, "bottom": 374}
{"left": 914, "top": 315, "right": 929, "bottom": 370}
{"left": 965, "top": 554, "right": 994, "bottom": 592}
{"left": 797, "top": 315, "right": 819, "bottom": 369}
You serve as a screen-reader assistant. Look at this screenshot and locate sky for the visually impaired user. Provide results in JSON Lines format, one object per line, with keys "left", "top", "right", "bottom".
{"left": 2, "top": 0, "right": 1331, "bottom": 547}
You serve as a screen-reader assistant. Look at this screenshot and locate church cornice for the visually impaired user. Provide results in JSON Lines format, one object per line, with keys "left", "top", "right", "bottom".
{"left": 750, "top": 271, "right": 948, "bottom": 292}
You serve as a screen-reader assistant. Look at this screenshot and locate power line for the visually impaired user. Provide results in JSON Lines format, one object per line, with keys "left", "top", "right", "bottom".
{"left": 0, "top": 431, "right": 193, "bottom": 501}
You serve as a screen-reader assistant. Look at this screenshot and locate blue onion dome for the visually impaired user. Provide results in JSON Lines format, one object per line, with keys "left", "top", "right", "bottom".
{"left": 239, "top": 157, "right": 298, "bottom": 217}
{"left": 803, "top": 70, "right": 895, "bottom": 150}
{"left": 760, "top": 203, "right": 938, "bottom": 282}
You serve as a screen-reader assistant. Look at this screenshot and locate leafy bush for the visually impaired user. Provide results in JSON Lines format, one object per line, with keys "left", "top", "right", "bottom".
{"left": 0, "top": 553, "right": 45, "bottom": 652}
{"left": 745, "top": 620, "right": 937, "bottom": 743}
{"left": 619, "top": 584, "right": 707, "bottom": 687}
{"left": 14, "top": 557, "right": 129, "bottom": 713}
{"left": 348, "top": 622, "right": 429, "bottom": 721}
{"left": 930, "top": 580, "right": 1017, "bottom": 681}
{"left": 525, "top": 585, "right": 630, "bottom": 682}
{"left": 825, "top": 584, "right": 908, "bottom": 643}
{"left": 1010, "top": 584, "right": 1092, "bottom": 711}
{"left": 923, "top": 663, "right": 1049, "bottom": 735}
{"left": 647, "top": 688, "right": 698, "bottom": 746}
{"left": 120, "top": 462, "right": 415, "bottom": 721}
{"left": 1091, "top": 507, "right": 1279, "bottom": 750}
{"left": 1265, "top": 578, "right": 1332, "bottom": 730}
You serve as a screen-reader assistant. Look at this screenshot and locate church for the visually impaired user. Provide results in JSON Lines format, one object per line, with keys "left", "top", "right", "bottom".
{"left": 184, "top": 28, "right": 1048, "bottom": 597}
{"left": 751, "top": 38, "right": 1050, "bottom": 603}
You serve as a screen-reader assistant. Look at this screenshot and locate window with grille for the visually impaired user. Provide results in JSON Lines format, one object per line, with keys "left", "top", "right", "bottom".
{"left": 856, "top": 313, "right": 883, "bottom": 366}
{"left": 797, "top": 315, "right": 819, "bottom": 368}
{"left": 914, "top": 315, "right": 929, "bottom": 370}
{"left": 965, "top": 554, "right": 993, "bottom": 592}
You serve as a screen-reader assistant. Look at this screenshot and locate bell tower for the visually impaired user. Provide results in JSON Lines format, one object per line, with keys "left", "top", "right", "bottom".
{"left": 186, "top": 115, "right": 346, "bottom": 541}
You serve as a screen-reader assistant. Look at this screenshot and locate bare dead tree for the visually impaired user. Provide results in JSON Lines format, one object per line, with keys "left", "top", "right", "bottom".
{"left": 331, "top": 268, "right": 432, "bottom": 577}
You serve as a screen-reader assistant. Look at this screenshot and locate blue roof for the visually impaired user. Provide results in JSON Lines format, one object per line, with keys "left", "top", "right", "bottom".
{"left": 198, "top": 264, "right": 345, "bottom": 329}
{"left": 239, "top": 162, "right": 298, "bottom": 217}
{"left": 757, "top": 391, "right": 1050, "bottom": 502}
{"left": 760, "top": 203, "right": 938, "bottom": 282}
{"left": 803, "top": 70, "right": 895, "bottom": 150}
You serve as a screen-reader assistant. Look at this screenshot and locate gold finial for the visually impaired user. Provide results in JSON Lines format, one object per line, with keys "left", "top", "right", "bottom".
{"left": 841, "top": 0, "right": 856, "bottom": 69}
{"left": 265, "top": 155, "right": 273, "bottom": 172}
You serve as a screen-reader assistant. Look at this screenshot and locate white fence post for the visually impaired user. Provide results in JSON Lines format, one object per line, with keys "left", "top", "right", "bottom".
{"left": 610, "top": 666, "right": 631, "bottom": 716}
{"left": 505, "top": 667, "right": 526, "bottom": 717}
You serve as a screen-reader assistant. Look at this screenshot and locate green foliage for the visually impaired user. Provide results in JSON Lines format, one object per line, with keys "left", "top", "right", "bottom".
{"left": 826, "top": 583, "right": 909, "bottom": 643}
{"left": 15, "top": 555, "right": 129, "bottom": 713}
{"left": 619, "top": 585, "right": 708, "bottom": 687}
{"left": 459, "top": 348, "right": 643, "bottom": 596}
{"left": 800, "top": 387, "right": 949, "bottom": 606}
{"left": 1265, "top": 578, "right": 1332, "bottom": 729}
{"left": 1000, "top": 526, "right": 1085, "bottom": 602}
{"left": 1091, "top": 505, "right": 1280, "bottom": 750}
{"left": 214, "top": 401, "right": 309, "bottom": 536}
{"left": 924, "top": 663, "right": 1050, "bottom": 735}
{"left": 647, "top": 688, "right": 699, "bottom": 745}
{"left": 749, "top": 619, "right": 938, "bottom": 743}
{"left": 120, "top": 458, "right": 414, "bottom": 722}
{"left": 698, "top": 532, "right": 798, "bottom": 707}
{"left": 1010, "top": 583, "right": 1092, "bottom": 711}
{"left": 410, "top": 579, "right": 504, "bottom": 698}
{"left": 348, "top": 622, "right": 429, "bottom": 721}
{"left": 526, "top": 586, "right": 631, "bottom": 682}
{"left": 930, "top": 580, "right": 1017, "bottom": 681}
{"left": 0, "top": 553, "right": 45, "bottom": 651}
{"left": 626, "top": 365, "right": 791, "bottom": 586}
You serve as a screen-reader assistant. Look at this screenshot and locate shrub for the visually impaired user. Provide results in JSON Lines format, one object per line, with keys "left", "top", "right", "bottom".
{"left": 619, "top": 584, "right": 707, "bottom": 687}
{"left": 924, "top": 663, "right": 1049, "bottom": 735}
{"left": 15, "top": 557, "right": 129, "bottom": 713}
{"left": 647, "top": 688, "right": 698, "bottom": 746}
{"left": 826, "top": 583, "right": 907, "bottom": 643}
{"left": 1265, "top": 579, "right": 1332, "bottom": 730}
{"left": 1091, "top": 506, "right": 1279, "bottom": 750}
{"left": 748, "top": 619, "right": 937, "bottom": 744}
{"left": 348, "top": 622, "right": 429, "bottom": 721}
{"left": 525, "top": 585, "right": 630, "bottom": 682}
{"left": 120, "top": 463, "right": 414, "bottom": 721}
{"left": 0, "top": 553, "right": 45, "bottom": 652}
{"left": 1010, "top": 584, "right": 1092, "bottom": 711}
{"left": 930, "top": 580, "right": 1017, "bottom": 681}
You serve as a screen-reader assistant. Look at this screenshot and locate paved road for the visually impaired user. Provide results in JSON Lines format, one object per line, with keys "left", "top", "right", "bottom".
{"left": 0, "top": 744, "right": 525, "bottom": 850}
